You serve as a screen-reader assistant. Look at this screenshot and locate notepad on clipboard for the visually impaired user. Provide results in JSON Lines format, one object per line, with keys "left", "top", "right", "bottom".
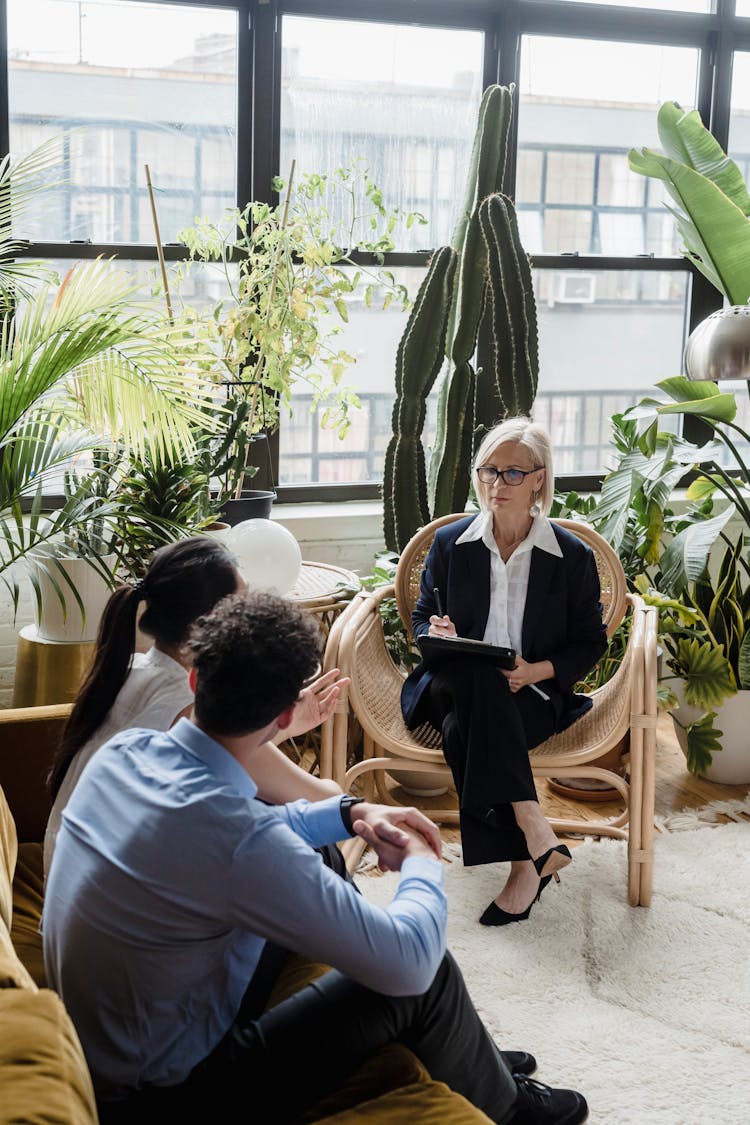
{"left": 416, "top": 634, "right": 516, "bottom": 670}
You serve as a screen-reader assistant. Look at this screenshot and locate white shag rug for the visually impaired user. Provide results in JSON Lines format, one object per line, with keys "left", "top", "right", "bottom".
{"left": 356, "top": 805, "right": 750, "bottom": 1125}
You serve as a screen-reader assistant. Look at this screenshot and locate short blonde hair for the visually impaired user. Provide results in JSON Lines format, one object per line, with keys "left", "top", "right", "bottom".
{"left": 473, "top": 417, "right": 554, "bottom": 515}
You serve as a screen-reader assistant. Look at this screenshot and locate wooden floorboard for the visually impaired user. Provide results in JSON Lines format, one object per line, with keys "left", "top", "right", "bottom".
{"left": 347, "top": 713, "right": 749, "bottom": 849}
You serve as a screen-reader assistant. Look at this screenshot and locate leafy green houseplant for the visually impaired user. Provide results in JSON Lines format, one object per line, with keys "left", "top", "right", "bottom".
{"left": 0, "top": 141, "right": 222, "bottom": 631}
{"left": 575, "top": 377, "right": 750, "bottom": 778}
{"left": 175, "top": 161, "right": 420, "bottom": 515}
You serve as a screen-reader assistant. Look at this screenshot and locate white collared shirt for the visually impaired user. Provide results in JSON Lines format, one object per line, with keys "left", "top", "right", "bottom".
{"left": 455, "top": 512, "right": 563, "bottom": 654}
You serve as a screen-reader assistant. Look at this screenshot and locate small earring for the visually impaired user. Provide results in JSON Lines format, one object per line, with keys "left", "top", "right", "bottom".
{"left": 529, "top": 492, "right": 541, "bottom": 518}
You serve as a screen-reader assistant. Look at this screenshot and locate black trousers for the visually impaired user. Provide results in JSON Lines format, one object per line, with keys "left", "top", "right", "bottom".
{"left": 99, "top": 952, "right": 518, "bottom": 1125}
{"left": 426, "top": 656, "right": 557, "bottom": 864}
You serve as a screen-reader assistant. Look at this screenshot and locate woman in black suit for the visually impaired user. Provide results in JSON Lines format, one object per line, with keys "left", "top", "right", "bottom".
{"left": 401, "top": 418, "right": 607, "bottom": 926}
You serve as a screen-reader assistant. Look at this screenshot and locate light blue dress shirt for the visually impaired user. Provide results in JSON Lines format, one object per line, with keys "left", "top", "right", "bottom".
{"left": 42, "top": 718, "right": 446, "bottom": 1095}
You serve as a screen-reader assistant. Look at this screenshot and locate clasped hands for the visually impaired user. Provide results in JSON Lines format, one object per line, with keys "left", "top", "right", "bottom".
{"left": 351, "top": 803, "right": 442, "bottom": 872}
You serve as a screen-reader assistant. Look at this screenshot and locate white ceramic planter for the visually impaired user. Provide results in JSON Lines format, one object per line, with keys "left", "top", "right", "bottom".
{"left": 29, "top": 555, "right": 116, "bottom": 643}
{"left": 670, "top": 681, "right": 750, "bottom": 785}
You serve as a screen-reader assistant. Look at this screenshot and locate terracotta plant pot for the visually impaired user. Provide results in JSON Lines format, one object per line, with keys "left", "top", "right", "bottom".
{"left": 547, "top": 733, "right": 629, "bottom": 802}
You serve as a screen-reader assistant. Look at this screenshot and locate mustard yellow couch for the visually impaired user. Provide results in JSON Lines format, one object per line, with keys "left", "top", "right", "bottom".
{"left": 0, "top": 704, "right": 491, "bottom": 1125}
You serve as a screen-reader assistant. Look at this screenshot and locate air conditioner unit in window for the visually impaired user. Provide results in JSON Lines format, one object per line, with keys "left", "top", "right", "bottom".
{"left": 554, "top": 273, "right": 596, "bottom": 304}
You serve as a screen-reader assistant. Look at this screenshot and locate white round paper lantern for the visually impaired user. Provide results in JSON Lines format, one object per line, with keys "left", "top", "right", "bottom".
{"left": 226, "top": 519, "right": 302, "bottom": 595}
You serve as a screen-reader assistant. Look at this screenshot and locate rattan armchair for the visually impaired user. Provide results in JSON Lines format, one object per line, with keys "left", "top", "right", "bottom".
{"left": 320, "top": 516, "right": 658, "bottom": 906}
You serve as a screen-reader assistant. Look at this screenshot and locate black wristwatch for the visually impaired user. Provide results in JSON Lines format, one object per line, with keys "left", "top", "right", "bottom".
{"left": 339, "top": 795, "right": 365, "bottom": 836}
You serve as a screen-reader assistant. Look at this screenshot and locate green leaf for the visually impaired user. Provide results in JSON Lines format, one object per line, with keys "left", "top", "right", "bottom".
{"left": 638, "top": 419, "right": 658, "bottom": 457}
{"left": 659, "top": 506, "right": 734, "bottom": 596}
{"left": 656, "top": 102, "right": 750, "bottom": 215}
{"left": 627, "top": 147, "right": 750, "bottom": 304}
{"left": 656, "top": 396, "right": 738, "bottom": 424}
{"left": 683, "top": 710, "right": 723, "bottom": 776}
{"left": 685, "top": 475, "right": 717, "bottom": 502}
{"left": 738, "top": 630, "right": 750, "bottom": 690}
{"left": 592, "top": 453, "right": 645, "bottom": 551}
{"left": 655, "top": 376, "right": 727, "bottom": 405}
{"left": 673, "top": 638, "right": 737, "bottom": 708}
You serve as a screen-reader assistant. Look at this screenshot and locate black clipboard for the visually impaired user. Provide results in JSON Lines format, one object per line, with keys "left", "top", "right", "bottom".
{"left": 416, "top": 634, "right": 516, "bottom": 670}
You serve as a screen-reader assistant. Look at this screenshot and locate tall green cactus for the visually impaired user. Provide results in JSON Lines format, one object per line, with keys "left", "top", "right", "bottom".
{"left": 382, "top": 83, "right": 539, "bottom": 552}
{"left": 382, "top": 246, "right": 457, "bottom": 554}
{"left": 479, "top": 194, "right": 538, "bottom": 418}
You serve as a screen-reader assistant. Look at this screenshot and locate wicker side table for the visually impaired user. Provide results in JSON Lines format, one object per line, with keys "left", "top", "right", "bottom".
{"left": 288, "top": 561, "right": 360, "bottom": 638}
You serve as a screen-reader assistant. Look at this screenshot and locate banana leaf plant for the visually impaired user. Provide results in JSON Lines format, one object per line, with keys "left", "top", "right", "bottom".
{"left": 629, "top": 100, "right": 750, "bottom": 307}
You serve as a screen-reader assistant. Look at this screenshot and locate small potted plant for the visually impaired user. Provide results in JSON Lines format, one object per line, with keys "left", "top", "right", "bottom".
{"left": 175, "top": 160, "right": 422, "bottom": 521}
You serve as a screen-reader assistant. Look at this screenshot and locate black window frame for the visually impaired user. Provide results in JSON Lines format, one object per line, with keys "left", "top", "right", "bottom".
{"left": 2, "top": 0, "right": 750, "bottom": 503}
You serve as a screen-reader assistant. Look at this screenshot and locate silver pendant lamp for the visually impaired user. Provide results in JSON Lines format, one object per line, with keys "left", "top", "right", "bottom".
{"left": 684, "top": 304, "right": 750, "bottom": 381}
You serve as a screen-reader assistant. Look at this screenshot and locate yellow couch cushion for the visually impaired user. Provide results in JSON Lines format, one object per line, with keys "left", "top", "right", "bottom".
{"left": 267, "top": 954, "right": 488, "bottom": 1125}
{"left": 310, "top": 1080, "right": 494, "bottom": 1124}
{"left": 0, "top": 986, "right": 98, "bottom": 1125}
{"left": 302, "top": 1044, "right": 432, "bottom": 1124}
{"left": 12, "top": 842, "right": 46, "bottom": 987}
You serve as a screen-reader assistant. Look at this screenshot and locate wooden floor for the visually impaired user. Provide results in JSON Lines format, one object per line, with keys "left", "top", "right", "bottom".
{"left": 290, "top": 712, "right": 748, "bottom": 871}
{"left": 356, "top": 713, "right": 749, "bottom": 849}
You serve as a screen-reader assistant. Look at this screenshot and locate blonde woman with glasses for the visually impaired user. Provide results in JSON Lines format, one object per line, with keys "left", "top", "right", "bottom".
{"left": 401, "top": 418, "right": 607, "bottom": 926}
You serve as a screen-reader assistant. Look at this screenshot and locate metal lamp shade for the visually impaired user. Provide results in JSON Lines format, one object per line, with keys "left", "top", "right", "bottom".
{"left": 684, "top": 304, "right": 750, "bottom": 381}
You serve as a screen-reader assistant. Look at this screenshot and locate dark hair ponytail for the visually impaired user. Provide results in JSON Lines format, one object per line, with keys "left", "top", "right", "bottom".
{"left": 49, "top": 537, "right": 238, "bottom": 800}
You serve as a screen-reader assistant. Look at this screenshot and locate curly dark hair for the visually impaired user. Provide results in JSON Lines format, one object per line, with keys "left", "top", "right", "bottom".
{"left": 187, "top": 591, "right": 322, "bottom": 735}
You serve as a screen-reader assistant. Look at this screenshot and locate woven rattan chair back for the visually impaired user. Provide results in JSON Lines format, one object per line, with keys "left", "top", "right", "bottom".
{"left": 394, "top": 514, "right": 628, "bottom": 641}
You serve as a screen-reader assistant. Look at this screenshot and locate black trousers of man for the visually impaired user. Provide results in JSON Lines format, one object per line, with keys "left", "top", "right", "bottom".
{"left": 425, "top": 656, "right": 557, "bottom": 864}
{"left": 98, "top": 951, "right": 519, "bottom": 1125}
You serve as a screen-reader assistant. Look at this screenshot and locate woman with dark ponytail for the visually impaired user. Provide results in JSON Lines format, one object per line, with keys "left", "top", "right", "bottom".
{"left": 44, "top": 537, "right": 345, "bottom": 876}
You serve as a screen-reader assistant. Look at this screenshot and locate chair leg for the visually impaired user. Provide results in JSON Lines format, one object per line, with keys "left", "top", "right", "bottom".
{"left": 362, "top": 734, "right": 376, "bottom": 803}
{"left": 627, "top": 726, "right": 644, "bottom": 906}
{"left": 341, "top": 834, "right": 368, "bottom": 874}
{"left": 638, "top": 608, "right": 659, "bottom": 907}
{"left": 638, "top": 720, "right": 657, "bottom": 907}
{"left": 332, "top": 709, "right": 351, "bottom": 790}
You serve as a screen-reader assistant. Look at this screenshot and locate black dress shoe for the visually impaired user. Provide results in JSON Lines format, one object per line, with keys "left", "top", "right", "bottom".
{"left": 532, "top": 844, "right": 572, "bottom": 879}
{"left": 500, "top": 1050, "right": 537, "bottom": 1076}
{"left": 503, "top": 1075, "right": 588, "bottom": 1124}
{"left": 479, "top": 876, "right": 553, "bottom": 926}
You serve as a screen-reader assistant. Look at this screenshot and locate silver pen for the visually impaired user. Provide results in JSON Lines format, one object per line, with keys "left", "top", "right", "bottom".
{"left": 529, "top": 683, "right": 550, "bottom": 702}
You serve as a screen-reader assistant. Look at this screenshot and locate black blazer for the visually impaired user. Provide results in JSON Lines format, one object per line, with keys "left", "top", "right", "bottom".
{"left": 401, "top": 516, "right": 608, "bottom": 732}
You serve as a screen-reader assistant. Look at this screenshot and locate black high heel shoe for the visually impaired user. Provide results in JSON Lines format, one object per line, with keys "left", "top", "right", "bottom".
{"left": 532, "top": 844, "right": 572, "bottom": 879}
{"left": 479, "top": 875, "right": 553, "bottom": 927}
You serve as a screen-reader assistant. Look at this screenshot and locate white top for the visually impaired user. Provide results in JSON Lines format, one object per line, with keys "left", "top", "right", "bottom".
{"left": 456, "top": 512, "right": 563, "bottom": 653}
{"left": 44, "top": 647, "right": 193, "bottom": 878}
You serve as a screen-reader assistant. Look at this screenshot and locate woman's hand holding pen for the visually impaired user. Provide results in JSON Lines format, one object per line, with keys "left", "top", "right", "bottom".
{"left": 428, "top": 614, "right": 457, "bottom": 638}
{"left": 428, "top": 586, "right": 457, "bottom": 637}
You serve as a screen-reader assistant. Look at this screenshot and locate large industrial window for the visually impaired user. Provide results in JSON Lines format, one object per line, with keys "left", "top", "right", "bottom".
{"left": 3, "top": 0, "right": 749, "bottom": 500}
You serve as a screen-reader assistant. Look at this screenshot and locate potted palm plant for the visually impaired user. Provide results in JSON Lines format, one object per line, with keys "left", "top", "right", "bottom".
{"left": 0, "top": 143, "right": 222, "bottom": 638}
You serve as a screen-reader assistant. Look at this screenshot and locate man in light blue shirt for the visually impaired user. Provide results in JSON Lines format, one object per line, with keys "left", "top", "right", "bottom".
{"left": 43, "top": 591, "right": 588, "bottom": 1125}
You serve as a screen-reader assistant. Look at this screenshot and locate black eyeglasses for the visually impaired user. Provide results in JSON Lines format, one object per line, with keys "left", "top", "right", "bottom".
{"left": 476, "top": 465, "right": 542, "bottom": 486}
